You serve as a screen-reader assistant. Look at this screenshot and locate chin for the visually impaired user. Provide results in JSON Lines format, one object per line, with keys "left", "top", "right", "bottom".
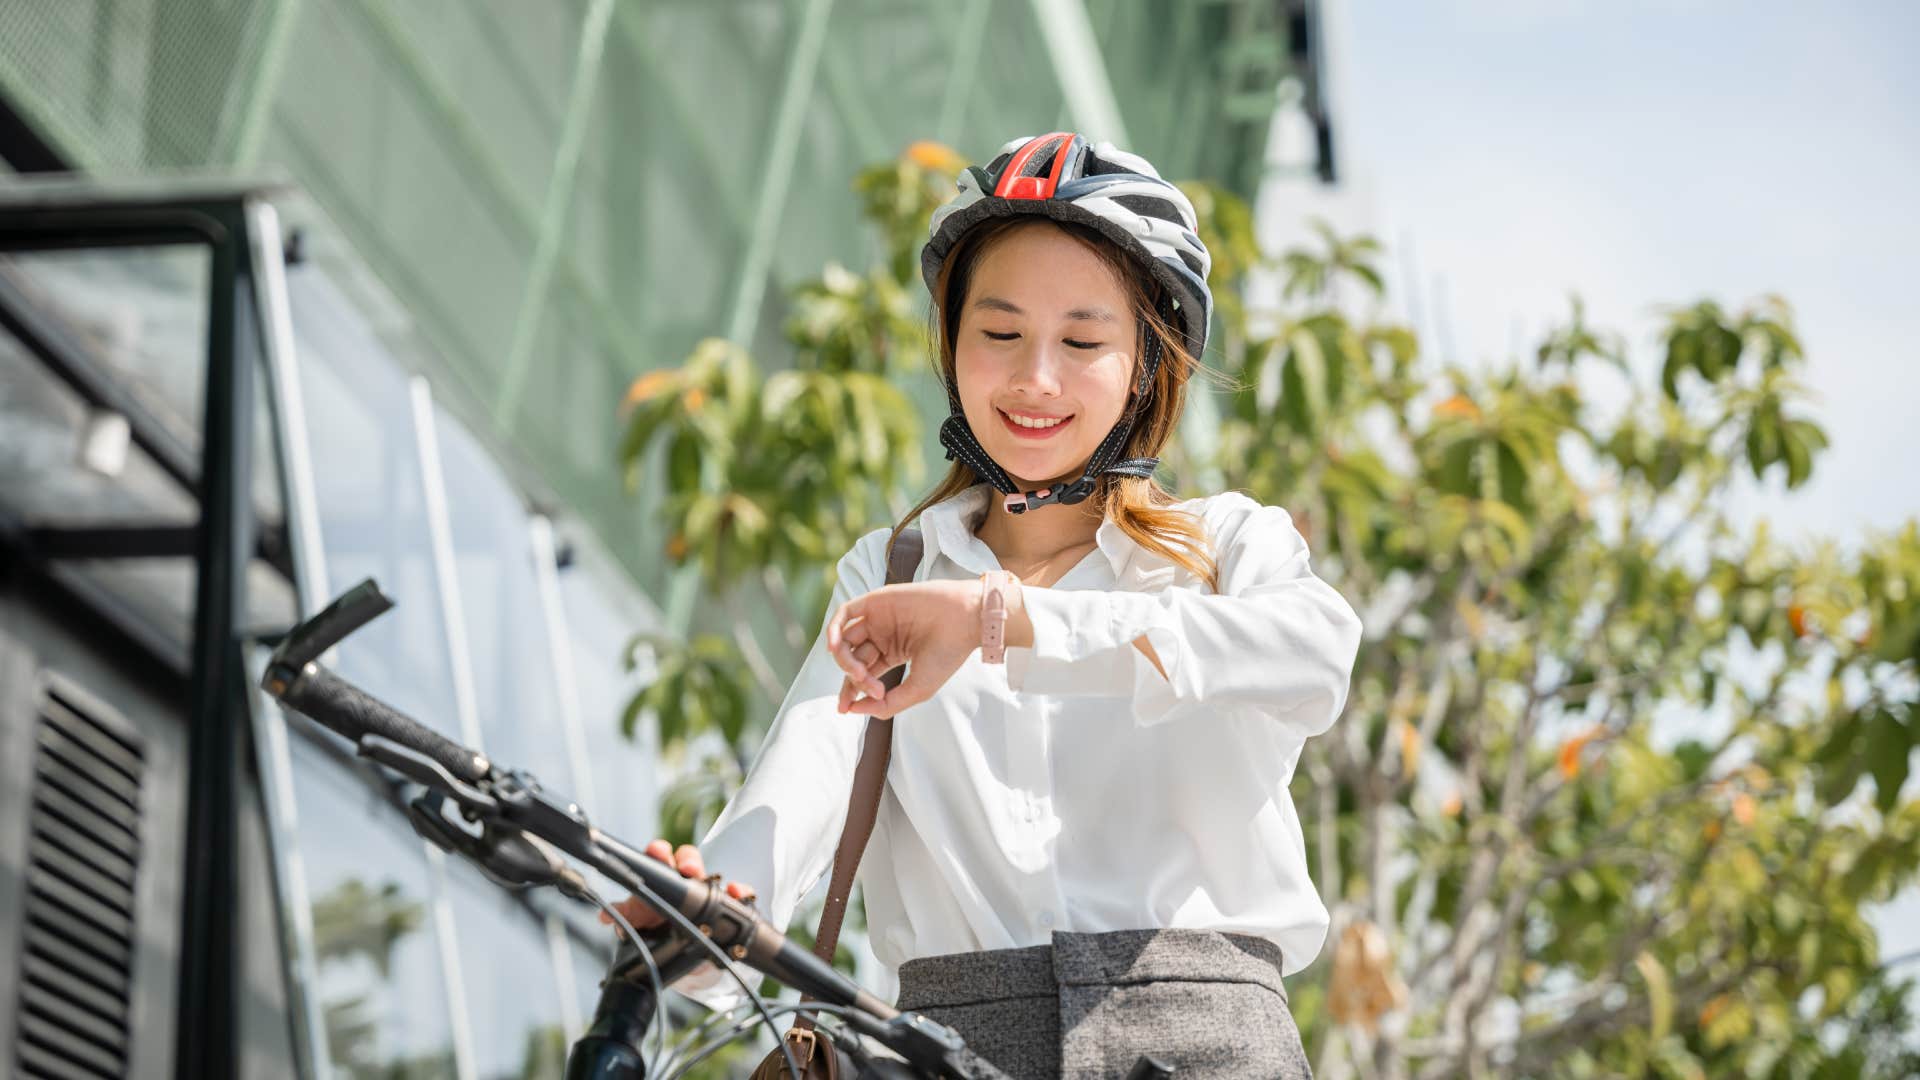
{"left": 997, "top": 454, "right": 1087, "bottom": 491}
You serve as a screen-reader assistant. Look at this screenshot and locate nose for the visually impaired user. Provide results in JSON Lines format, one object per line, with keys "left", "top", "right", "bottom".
{"left": 1006, "top": 338, "right": 1066, "bottom": 398}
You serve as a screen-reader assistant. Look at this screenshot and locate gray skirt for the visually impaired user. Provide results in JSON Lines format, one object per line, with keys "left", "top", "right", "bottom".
{"left": 893, "top": 928, "right": 1312, "bottom": 1080}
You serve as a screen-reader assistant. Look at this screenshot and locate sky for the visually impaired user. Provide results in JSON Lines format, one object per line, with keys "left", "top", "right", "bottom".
{"left": 1321, "top": 0, "right": 1920, "bottom": 540}
{"left": 1301, "top": 0, "right": 1920, "bottom": 988}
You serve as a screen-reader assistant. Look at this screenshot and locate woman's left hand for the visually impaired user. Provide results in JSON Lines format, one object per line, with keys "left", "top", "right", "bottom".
{"left": 825, "top": 579, "right": 1011, "bottom": 715}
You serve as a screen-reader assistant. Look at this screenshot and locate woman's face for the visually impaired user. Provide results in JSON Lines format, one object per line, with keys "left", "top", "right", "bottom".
{"left": 953, "top": 223, "right": 1139, "bottom": 492}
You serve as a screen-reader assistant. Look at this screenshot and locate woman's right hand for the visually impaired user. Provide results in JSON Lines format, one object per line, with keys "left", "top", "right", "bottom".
{"left": 597, "top": 839, "right": 757, "bottom": 938}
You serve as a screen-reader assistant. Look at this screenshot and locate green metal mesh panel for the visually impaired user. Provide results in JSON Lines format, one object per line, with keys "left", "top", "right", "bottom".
{"left": 0, "top": 0, "right": 1294, "bottom": 595}
{"left": 0, "top": 2, "right": 278, "bottom": 169}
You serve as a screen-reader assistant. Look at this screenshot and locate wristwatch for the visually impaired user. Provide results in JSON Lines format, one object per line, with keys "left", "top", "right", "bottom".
{"left": 979, "top": 571, "right": 1016, "bottom": 664}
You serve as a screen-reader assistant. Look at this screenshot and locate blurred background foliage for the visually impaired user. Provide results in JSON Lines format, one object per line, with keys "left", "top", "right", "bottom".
{"left": 618, "top": 144, "right": 1920, "bottom": 1079}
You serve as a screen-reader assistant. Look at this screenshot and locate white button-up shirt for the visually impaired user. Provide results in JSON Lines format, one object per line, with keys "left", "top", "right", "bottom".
{"left": 686, "top": 483, "right": 1363, "bottom": 1007}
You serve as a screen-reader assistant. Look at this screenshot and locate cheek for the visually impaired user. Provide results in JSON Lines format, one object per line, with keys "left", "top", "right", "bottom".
{"left": 953, "top": 345, "right": 990, "bottom": 409}
{"left": 1081, "top": 354, "right": 1135, "bottom": 421}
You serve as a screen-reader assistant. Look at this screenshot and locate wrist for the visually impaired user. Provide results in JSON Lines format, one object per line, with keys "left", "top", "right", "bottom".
{"left": 978, "top": 571, "right": 1015, "bottom": 663}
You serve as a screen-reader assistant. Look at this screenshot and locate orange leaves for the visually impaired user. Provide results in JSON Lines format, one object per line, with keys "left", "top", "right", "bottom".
{"left": 1432, "top": 393, "right": 1481, "bottom": 421}
{"left": 1398, "top": 720, "right": 1422, "bottom": 777}
{"left": 1558, "top": 726, "right": 1604, "bottom": 780}
{"left": 621, "top": 369, "right": 676, "bottom": 415}
{"left": 904, "top": 140, "right": 965, "bottom": 175}
{"left": 1731, "top": 792, "right": 1758, "bottom": 827}
{"left": 1328, "top": 920, "right": 1409, "bottom": 1031}
{"left": 1787, "top": 603, "right": 1810, "bottom": 638}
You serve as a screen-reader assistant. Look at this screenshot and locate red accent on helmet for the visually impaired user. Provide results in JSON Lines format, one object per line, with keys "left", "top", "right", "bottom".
{"left": 993, "top": 132, "right": 1076, "bottom": 201}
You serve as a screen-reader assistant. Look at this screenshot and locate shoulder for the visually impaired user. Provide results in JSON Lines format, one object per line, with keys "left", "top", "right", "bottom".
{"left": 835, "top": 526, "right": 914, "bottom": 592}
{"left": 1168, "top": 489, "right": 1303, "bottom": 550}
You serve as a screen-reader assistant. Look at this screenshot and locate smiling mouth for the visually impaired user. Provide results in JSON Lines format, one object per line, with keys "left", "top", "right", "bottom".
{"left": 998, "top": 409, "right": 1075, "bottom": 438}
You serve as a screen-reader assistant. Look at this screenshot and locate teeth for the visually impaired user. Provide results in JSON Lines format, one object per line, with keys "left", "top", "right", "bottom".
{"left": 1006, "top": 412, "right": 1067, "bottom": 429}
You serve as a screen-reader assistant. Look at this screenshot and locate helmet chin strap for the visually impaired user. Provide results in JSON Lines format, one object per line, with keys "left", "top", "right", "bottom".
{"left": 939, "top": 304, "right": 1167, "bottom": 515}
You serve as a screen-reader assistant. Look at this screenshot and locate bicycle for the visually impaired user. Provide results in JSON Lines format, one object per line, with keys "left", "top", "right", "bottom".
{"left": 262, "top": 579, "right": 1181, "bottom": 1080}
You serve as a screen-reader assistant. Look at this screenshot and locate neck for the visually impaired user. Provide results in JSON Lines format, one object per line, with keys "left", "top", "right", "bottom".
{"left": 973, "top": 481, "right": 1105, "bottom": 569}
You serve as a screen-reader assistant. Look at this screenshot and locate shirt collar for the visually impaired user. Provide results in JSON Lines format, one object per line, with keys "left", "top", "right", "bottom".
{"left": 918, "top": 482, "right": 1167, "bottom": 581}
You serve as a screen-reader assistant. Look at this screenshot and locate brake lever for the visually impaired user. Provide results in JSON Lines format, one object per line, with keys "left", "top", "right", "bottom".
{"left": 407, "top": 788, "right": 589, "bottom": 895}
{"left": 359, "top": 734, "right": 499, "bottom": 814}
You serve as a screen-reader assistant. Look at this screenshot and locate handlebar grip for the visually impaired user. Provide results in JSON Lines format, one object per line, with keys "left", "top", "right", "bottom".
{"left": 278, "top": 665, "right": 489, "bottom": 784}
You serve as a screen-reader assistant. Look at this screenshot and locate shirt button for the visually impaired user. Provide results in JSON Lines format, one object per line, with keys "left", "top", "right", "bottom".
{"left": 1037, "top": 909, "right": 1055, "bottom": 929}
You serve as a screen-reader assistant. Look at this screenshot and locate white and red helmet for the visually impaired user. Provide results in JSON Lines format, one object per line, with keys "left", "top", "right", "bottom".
{"left": 920, "top": 132, "right": 1215, "bottom": 512}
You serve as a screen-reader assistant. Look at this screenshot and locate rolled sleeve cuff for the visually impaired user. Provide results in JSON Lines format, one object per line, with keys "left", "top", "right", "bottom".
{"left": 1004, "top": 587, "right": 1163, "bottom": 697}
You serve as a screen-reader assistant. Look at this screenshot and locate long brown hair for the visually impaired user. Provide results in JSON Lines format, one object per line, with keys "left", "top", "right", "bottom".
{"left": 890, "top": 216, "right": 1222, "bottom": 592}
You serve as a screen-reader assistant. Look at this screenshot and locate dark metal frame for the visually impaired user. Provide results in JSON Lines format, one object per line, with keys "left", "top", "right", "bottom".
{"left": 0, "top": 189, "right": 291, "bottom": 1080}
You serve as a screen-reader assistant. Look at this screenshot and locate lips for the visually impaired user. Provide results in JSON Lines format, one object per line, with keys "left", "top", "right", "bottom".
{"left": 998, "top": 409, "right": 1075, "bottom": 440}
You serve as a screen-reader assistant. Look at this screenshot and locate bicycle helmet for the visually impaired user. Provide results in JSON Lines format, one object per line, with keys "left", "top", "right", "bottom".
{"left": 921, "top": 132, "right": 1214, "bottom": 513}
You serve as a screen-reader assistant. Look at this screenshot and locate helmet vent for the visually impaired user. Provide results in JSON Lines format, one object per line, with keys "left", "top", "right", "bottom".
{"left": 1112, "top": 194, "right": 1186, "bottom": 225}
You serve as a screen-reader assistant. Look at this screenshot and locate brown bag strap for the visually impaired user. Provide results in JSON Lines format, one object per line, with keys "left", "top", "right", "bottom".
{"left": 793, "top": 527, "right": 922, "bottom": 1030}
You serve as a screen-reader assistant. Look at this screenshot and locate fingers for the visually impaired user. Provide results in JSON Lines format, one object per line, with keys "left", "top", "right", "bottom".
{"left": 827, "top": 598, "right": 888, "bottom": 701}
{"left": 832, "top": 630, "right": 885, "bottom": 702}
{"left": 826, "top": 597, "right": 860, "bottom": 651}
{"left": 847, "top": 662, "right": 929, "bottom": 716}
{"left": 643, "top": 838, "right": 706, "bottom": 879}
{"left": 673, "top": 843, "right": 704, "bottom": 879}
{"left": 608, "top": 839, "right": 753, "bottom": 937}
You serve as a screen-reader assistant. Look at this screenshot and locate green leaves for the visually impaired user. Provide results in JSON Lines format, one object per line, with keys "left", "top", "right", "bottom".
{"left": 1202, "top": 219, "right": 1919, "bottom": 1077}
{"left": 617, "top": 336, "right": 921, "bottom": 589}
{"left": 1658, "top": 295, "right": 1807, "bottom": 401}
{"left": 785, "top": 262, "right": 927, "bottom": 375}
{"left": 853, "top": 142, "right": 965, "bottom": 284}
{"left": 1278, "top": 218, "right": 1385, "bottom": 305}
{"left": 622, "top": 632, "right": 750, "bottom": 750}
{"left": 1817, "top": 705, "right": 1916, "bottom": 814}
{"left": 1536, "top": 295, "right": 1627, "bottom": 373}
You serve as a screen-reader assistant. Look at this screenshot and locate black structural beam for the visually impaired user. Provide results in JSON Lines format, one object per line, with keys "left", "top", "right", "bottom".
{"left": 0, "top": 93, "right": 68, "bottom": 173}
{"left": 1, "top": 188, "right": 282, "bottom": 1080}
{"left": 16, "top": 522, "right": 295, "bottom": 582}
{"left": 174, "top": 201, "right": 256, "bottom": 1080}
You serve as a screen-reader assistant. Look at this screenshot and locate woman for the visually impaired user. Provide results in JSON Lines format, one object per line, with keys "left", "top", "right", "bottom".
{"left": 606, "top": 133, "right": 1363, "bottom": 1078}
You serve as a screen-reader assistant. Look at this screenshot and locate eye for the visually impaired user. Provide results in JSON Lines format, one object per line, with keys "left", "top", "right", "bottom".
{"left": 1065, "top": 339, "right": 1103, "bottom": 351}
{"left": 983, "top": 331, "right": 1020, "bottom": 342}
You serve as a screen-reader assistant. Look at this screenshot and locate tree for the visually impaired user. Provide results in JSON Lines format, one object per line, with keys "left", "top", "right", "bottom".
{"left": 1200, "top": 203, "right": 1920, "bottom": 1078}
{"left": 617, "top": 147, "right": 1920, "bottom": 1078}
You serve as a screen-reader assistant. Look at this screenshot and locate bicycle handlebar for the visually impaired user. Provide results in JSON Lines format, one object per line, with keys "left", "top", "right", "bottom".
{"left": 268, "top": 661, "right": 492, "bottom": 784}
{"left": 260, "top": 577, "right": 1009, "bottom": 1079}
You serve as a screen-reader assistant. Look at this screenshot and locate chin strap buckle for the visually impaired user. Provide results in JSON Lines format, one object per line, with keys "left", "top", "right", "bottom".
{"left": 1004, "top": 479, "right": 1095, "bottom": 515}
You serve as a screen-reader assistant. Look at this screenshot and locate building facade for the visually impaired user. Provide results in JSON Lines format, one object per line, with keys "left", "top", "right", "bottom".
{"left": 0, "top": 3, "right": 1326, "bottom": 1076}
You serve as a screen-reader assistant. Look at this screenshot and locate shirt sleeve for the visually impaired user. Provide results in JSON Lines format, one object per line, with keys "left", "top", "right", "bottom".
{"left": 671, "top": 528, "right": 891, "bottom": 1010}
{"left": 1003, "top": 495, "right": 1363, "bottom": 734}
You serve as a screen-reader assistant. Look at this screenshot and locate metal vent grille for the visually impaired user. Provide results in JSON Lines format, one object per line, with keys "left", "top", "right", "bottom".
{"left": 13, "top": 678, "right": 146, "bottom": 1080}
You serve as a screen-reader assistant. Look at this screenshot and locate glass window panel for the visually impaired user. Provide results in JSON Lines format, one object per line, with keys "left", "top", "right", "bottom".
{"left": 288, "top": 267, "right": 464, "bottom": 735}
{"left": 0, "top": 300, "right": 293, "bottom": 638}
{"left": 0, "top": 320, "right": 196, "bottom": 525}
{"left": 0, "top": 246, "right": 211, "bottom": 450}
{"left": 556, "top": 540, "right": 659, "bottom": 843}
{"left": 431, "top": 410, "right": 574, "bottom": 792}
{"left": 445, "top": 865, "right": 570, "bottom": 1080}
{"left": 287, "top": 736, "right": 459, "bottom": 1077}
{"left": 1, "top": 245, "right": 289, "bottom": 523}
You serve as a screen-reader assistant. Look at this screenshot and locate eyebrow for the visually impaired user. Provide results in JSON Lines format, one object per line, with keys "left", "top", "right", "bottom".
{"left": 971, "top": 295, "right": 1119, "bottom": 324}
